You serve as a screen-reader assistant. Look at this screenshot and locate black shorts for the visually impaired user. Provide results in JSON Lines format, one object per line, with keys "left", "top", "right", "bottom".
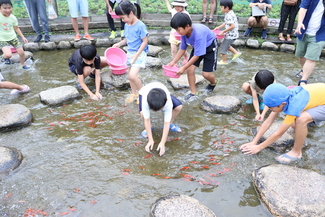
{"left": 189, "top": 39, "right": 218, "bottom": 72}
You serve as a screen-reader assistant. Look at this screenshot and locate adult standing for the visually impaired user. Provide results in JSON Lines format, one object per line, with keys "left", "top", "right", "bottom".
{"left": 67, "top": 0, "right": 94, "bottom": 41}
{"left": 294, "top": 0, "right": 325, "bottom": 85}
{"left": 277, "top": 0, "right": 301, "bottom": 41}
{"left": 201, "top": 0, "right": 216, "bottom": 23}
{"left": 24, "top": 0, "right": 51, "bottom": 42}
{"left": 105, "top": 0, "right": 125, "bottom": 39}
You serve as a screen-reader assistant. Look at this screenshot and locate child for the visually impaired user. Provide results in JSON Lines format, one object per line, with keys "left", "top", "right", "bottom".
{"left": 240, "top": 83, "right": 325, "bottom": 164}
{"left": 168, "top": 12, "right": 218, "bottom": 101}
{"left": 214, "top": 0, "right": 241, "bottom": 65}
{"left": 0, "top": 73, "right": 30, "bottom": 94}
{"left": 113, "top": 1, "right": 149, "bottom": 104}
{"left": 68, "top": 45, "right": 108, "bottom": 101}
{"left": 164, "top": 0, "right": 190, "bottom": 63}
{"left": 0, "top": 0, "right": 30, "bottom": 69}
{"left": 105, "top": 0, "right": 125, "bottom": 39}
{"left": 242, "top": 70, "right": 274, "bottom": 121}
{"left": 139, "top": 82, "right": 182, "bottom": 156}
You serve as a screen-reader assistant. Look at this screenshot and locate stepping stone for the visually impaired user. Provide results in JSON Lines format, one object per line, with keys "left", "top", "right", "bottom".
{"left": 0, "top": 146, "right": 23, "bottom": 174}
{"left": 39, "top": 85, "right": 81, "bottom": 106}
{"left": 0, "top": 104, "right": 33, "bottom": 132}
{"left": 201, "top": 95, "right": 241, "bottom": 113}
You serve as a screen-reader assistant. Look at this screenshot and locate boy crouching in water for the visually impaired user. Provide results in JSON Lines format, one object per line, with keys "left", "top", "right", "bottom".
{"left": 139, "top": 82, "right": 182, "bottom": 156}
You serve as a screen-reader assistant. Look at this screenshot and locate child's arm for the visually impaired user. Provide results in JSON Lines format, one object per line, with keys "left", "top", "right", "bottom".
{"left": 14, "top": 26, "right": 28, "bottom": 44}
{"left": 129, "top": 36, "right": 148, "bottom": 64}
{"left": 113, "top": 38, "right": 127, "bottom": 47}
{"left": 251, "top": 87, "right": 261, "bottom": 118}
{"left": 220, "top": 23, "right": 235, "bottom": 36}
{"left": 294, "top": 8, "right": 307, "bottom": 35}
{"left": 157, "top": 121, "right": 170, "bottom": 156}
{"left": 78, "top": 75, "right": 100, "bottom": 100}
{"left": 256, "top": 106, "right": 269, "bottom": 122}
{"left": 168, "top": 49, "right": 186, "bottom": 67}
{"left": 144, "top": 118, "right": 155, "bottom": 153}
{"left": 94, "top": 69, "right": 102, "bottom": 100}
{"left": 214, "top": 22, "right": 226, "bottom": 30}
{"left": 164, "top": 0, "right": 173, "bottom": 13}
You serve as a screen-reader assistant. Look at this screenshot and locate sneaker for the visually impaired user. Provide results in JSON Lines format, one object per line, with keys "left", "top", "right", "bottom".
{"left": 76, "top": 82, "right": 82, "bottom": 90}
{"left": 170, "top": 123, "right": 182, "bottom": 132}
{"left": 261, "top": 29, "right": 267, "bottom": 39}
{"left": 89, "top": 73, "right": 95, "bottom": 79}
{"left": 217, "top": 61, "right": 228, "bottom": 65}
{"left": 184, "top": 92, "right": 198, "bottom": 101}
{"left": 141, "top": 129, "right": 148, "bottom": 139}
{"left": 232, "top": 52, "right": 242, "bottom": 61}
{"left": 34, "top": 35, "right": 42, "bottom": 43}
{"left": 120, "top": 30, "right": 125, "bottom": 37}
{"left": 74, "top": 35, "right": 81, "bottom": 42}
{"left": 4, "top": 58, "right": 11, "bottom": 64}
{"left": 205, "top": 83, "right": 216, "bottom": 92}
{"left": 22, "top": 65, "right": 30, "bottom": 69}
{"left": 10, "top": 85, "right": 30, "bottom": 95}
{"left": 83, "top": 34, "right": 94, "bottom": 40}
{"left": 125, "top": 94, "right": 139, "bottom": 104}
{"left": 109, "top": 31, "right": 117, "bottom": 39}
{"left": 44, "top": 35, "right": 50, "bottom": 42}
{"left": 244, "top": 28, "right": 252, "bottom": 36}
{"left": 259, "top": 102, "right": 265, "bottom": 110}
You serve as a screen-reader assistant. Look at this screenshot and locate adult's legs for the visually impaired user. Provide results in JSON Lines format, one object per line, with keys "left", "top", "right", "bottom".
{"left": 106, "top": 2, "right": 116, "bottom": 31}
{"left": 278, "top": 3, "right": 290, "bottom": 36}
{"left": 24, "top": 0, "right": 41, "bottom": 35}
{"left": 209, "top": 0, "right": 216, "bottom": 19}
{"left": 71, "top": 17, "right": 80, "bottom": 36}
{"left": 36, "top": 0, "right": 50, "bottom": 35}
{"left": 82, "top": 17, "right": 90, "bottom": 36}
{"left": 287, "top": 4, "right": 300, "bottom": 35}
{"left": 301, "top": 59, "right": 316, "bottom": 82}
{"left": 201, "top": 0, "right": 208, "bottom": 21}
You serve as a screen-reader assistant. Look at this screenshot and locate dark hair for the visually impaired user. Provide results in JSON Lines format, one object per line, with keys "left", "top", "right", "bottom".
{"left": 220, "top": 0, "right": 233, "bottom": 10}
{"left": 147, "top": 88, "right": 167, "bottom": 111}
{"left": 79, "top": 45, "right": 97, "bottom": 60}
{"left": 115, "top": 1, "right": 141, "bottom": 19}
{"left": 255, "top": 70, "right": 275, "bottom": 90}
{"left": 170, "top": 12, "right": 192, "bottom": 29}
{"left": 0, "top": 0, "right": 12, "bottom": 7}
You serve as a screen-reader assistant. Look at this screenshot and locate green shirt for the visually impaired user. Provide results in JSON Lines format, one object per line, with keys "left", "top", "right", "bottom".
{"left": 0, "top": 13, "right": 18, "bottom": 41}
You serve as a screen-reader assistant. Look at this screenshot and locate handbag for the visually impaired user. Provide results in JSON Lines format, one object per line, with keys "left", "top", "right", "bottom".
{"left": 48, "top": 4, "right": 58, "bottom": 19}
{"left": 283, "top": 0, "right": 298, "bottom": 6}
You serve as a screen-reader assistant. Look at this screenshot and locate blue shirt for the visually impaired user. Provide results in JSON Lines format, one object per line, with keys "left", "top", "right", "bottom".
{"left": 180, "top": 24, "right": 216, "bottom": 57}
{"left": 125, "top": 20, "right": 149, "bottom": 53}
{"left": 297, "top": 0, "right": 325, "bottom": 42}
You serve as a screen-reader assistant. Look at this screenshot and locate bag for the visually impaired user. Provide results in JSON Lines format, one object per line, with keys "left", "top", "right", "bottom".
{"left": 252, "top": 6, "right": 267, "bottom": 16}
{"left": 48, "top": 4, "right": 57, "bottom": 19}
{"left": 283, "top": 0, "right": 298, "bottom": 6}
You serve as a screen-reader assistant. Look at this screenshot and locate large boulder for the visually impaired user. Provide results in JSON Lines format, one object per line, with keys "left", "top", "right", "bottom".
{"left": 39, "top": 41, "right": 57, "bottom": 50}
{"left": 201, "top": 95, "right": 241, "bottom": 113}
{"left": 148, "top": 45, "right": 164, "bottom": 57}
{"left": 101, "top": 71, "right": 130, "bottom": 90}
{"left": 280, "top": 44, "right": 295, "bottom": 53}
{"left": 0, "top": 146, "right": 23, "bottom": 174}
{"left": 10, "top": 51, "right": 33, "bottom": 63}
{"left": 167, "top": 74, "right": 205, "bottom": 90}
{"left": 150, "top": 194, "right": 216, "bottom": 217}
{"left": 39, "top": 85, "right": 81, "bottom": 105}
{"left": 261, "top": 42, "right": 278, "bottom": 51}
{"left": 253, "top": 164, "right": 325, "bottom": 217}
{"left": 146, "top": 56, "right": 162, "bottom": 68}
{"left": 246, "top": 39, "right": 259, "bottom": 48}
{"left": 0, "top": 104, "right": 33, "bottom": 132}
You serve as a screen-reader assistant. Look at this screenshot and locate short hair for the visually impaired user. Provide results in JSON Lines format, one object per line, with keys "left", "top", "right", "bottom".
{"left": 147, "top": 88, "right": 167, "bottom": 111}
{"left": 255, "top": 70, "right": 274, "bottom": 90}
{"left": 79, "top": 45, "right": 97, "bottom": 60}
{"left": 115, "top": 1, "right": 142, "bottom": 19}
{"left": 220, "top": 0, "right": 233, "bottom": 10}
{"left": 170, "top": 12, "right": 192, "bottom": 29}
{"left": 0, "top": 0, "right": 12, "bottom": 7}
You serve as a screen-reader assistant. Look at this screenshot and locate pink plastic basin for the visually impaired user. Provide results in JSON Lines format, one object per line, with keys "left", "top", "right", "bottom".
{"left": 162, "top": 65, "right": 180, "bottom": 78}
{"left": 212, "top": 29, "right": 225, "bottom": 39}
{"left": 109, "top": 12, "right": 120, "bottom": 19}
{"left": 105, "top": 47, "right": 127, "bottom": 67}
{"left": 110, "top": 65, "right": 127, "bottom": 75}
{"left": 10, "top": 46, "right": 17, "bottom": 53}
{"left": 173, "top": 32, "right": 181, "bottom": 41}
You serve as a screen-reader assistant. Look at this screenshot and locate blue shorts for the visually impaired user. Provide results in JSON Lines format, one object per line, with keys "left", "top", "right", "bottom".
{"left": 189, "top": 39, "right": 218, "bottom": 72}
{"left": 127, "top": 50, "right": 147, "bottom": 68}
{"left": 138, "top": 94, "right": 182, "bottom": 112}
{"left": 306, "top": 105, "right": 325, "bottom": 125}
{"left": 70, "top": 65, "right": 78, "bottom": 75}
{"left": 67, "top": 0, "right": 89, "bottom": 17}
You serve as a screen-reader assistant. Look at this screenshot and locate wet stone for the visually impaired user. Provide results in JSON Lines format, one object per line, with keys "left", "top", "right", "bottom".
{"left": 146, "top": 56, "right": 162, "bottom": 68}
{"left": 101, "top": 71, "right": 130, "bottom": 90}
{"left": 39, "top": 85, "right": 82, "bottom": 105}
{"left": 96, "top": 38, "right": 113, "bottom": 48}
{"left": 23, "top": 42, "right": 40, "bottom": 52}
{"left": 167, "top": 74, "right": 205, "bottom": 90}
{"left": 73, "top": 40, "right": 92, "bottom": 48}
{"left": 148, "top": 45, "right": 164, "bottom": 57}
{"left": 246, "top": 39, "right": 260, "bottom": 48}
{"left": 0, "top": 104, "right": 33, "bottom": 132}
{"left": 151, "top": 194, "right": 216, "bottom": 217}
{"left": 0, "top": 146, "right": 23, "bottom": 174}
{"left": 148, "top": 36, "right": 163, "bottom": 46}
{"left": 261, "top": 42, "right": 278, "bottom": 51}
{"left": 253, "top": 164, "right": 325, "bottom": 217}
{"left": 280, "top": 44, "right": 296, "bottom": 53}
{"left": 57, "top": 41, "right": 72, "bottom": 49}
{"left": 10, "top": 51, "right": 33, "bottom": 63}
{"left": 39, "top": 41, "right": 57, "bottom": 50}
{"left": 201, "top": 95, "right": 241, "bottom": 113}
{"left": 251, "top": 121, "right": 296, "bottom": 153}
{"left": 232, "top": 39, "right": 246, "bottom": 47}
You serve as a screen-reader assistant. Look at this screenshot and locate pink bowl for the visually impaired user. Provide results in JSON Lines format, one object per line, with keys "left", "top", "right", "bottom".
{"left": 162, "top": 65, "right": 180, "bottom": 78}
{"left": 105, "top": 47, "right": 127, "bottom": 67}
{"left": 110, "top": 65, "right": 127, "bottom": 75}
{"left": 212, "top": 29, "right": 225, "bottom": 39}
{"left": 10, "top": 46, "right": 17, "bottom": 53}
{"left": 109, "top": 12, "right": 120, "bottom": 19}
{"left": 173, "top": 32, "right": 181, "bottom": 41}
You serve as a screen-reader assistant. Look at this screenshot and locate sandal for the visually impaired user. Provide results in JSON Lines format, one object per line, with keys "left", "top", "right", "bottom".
{"left": 298, "top": 80, "right": 308, "bottom": 86}
{"left": 201, "top": 17, "right": 207, "bottom": 23}
{"left": 170, "top": 124, "right": 182, "bottom": 132}
{"left": 295, "top": 70, "right": 303, "bottom": 78}
{"left": 286, "top": 35, "right": 292, "bottom": 41}
{"left": 208, "top": 18, "right": 213, "bottom": 23}
{"left": 278, "top": 35, "right": 285, "bottom": 41}
{"left": 141, "top": 129, "right": 148, "bottom": 139}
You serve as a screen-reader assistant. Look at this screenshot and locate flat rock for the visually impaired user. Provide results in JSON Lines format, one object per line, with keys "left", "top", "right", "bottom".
{"left": 148, "top": 45, "right": 163, "bottom": 57}
{"left": 232, "top": 39, "right": 246, "bottom": 47}
{"left": 261, "top": 41, "right": 278, "bottom": 51}
{"left": 39, "top": 41, "right": 57, "bottom": 50}
{"left": 0, "top": 146, "right": 23, "bottom": 174}
{"left": 246, "top": 39, "right": 259, "bottom": 48}
{"left": 23, "top": 42, "right": 40, "bottom": 52}
{"left": 39, "top": 85, "right": 81, "bottom": 105}
{"left": 96, "top": 38, "right": 113, "bottom": 47}
{"left": 73, "top": 40, "right": 92, "bottom": 48}
{"left": 146, "top": 56, "right": 162, "bottom": 68}
{"left": 280, "top": 44, "right": 296, "bottom": 53}
{"left": 57, "top": 41, "right": 72, "bottom": 49}
{"left": 167, "top": 74, "right": 205, "bottom": 90}
{"left": 201, "top": 95, "right": 241, "bottom": 113}
{"left": 101, "top": 71, "right": 130, "bottom": 90}
{"left": 253, "top": 164, "right": 325, "bottom": 217}
{"left": 0, "top": 104, "right": 33, "bottom": 132}
{"left": 151, "top": 194, "right": 216, "bottom": 217}
{"left": 10, "top": 51, "right": 33, "bottom": 63}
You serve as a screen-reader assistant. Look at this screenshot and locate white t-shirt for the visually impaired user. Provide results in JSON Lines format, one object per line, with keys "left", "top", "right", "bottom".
{"left": 306, "top": 0, "right": 324, "bottom": 35}
{"left": 139, "top": 82, "right": 173, "bottom": 122}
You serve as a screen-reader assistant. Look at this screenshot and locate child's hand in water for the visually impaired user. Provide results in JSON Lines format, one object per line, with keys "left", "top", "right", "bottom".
{"left": 145, "top": 140, "right": 154, "bottom": 153}
{"left": 157, "top": 142, "right": 166, "bottom": 156}
{"left": 90, "top": 94, "right": 100, "bottom": 101}
{"left": 255, "top": 114, "right": 264, "bottom": 122}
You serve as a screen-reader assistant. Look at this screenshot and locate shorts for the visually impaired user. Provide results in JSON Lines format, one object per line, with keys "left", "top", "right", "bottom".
{"left": 220, "top": 39, "right": 235, "bottom": 54}
{"left": 0, "top": 37, "right": 22, "bottom": 49}
{"left": 306, "top": 105, "right": 325, "bottom": 125}
{"left": 67, "top": 0, "right": 89, "bottom": 17}
{"left": 69, "top": 65, "right": 78, "bottom": 75}
{"left": 168, "top": 32, "right": 180, "bottom": 46}
{"left": 138, "top": 94, "right": 182, "bottom": 112}
{"left": 127, "top": 50, "right": 147, "bottom": 68}
{"left": 295, "top": 34, "right": 325, "bottom": 61}
{"left": 189, "top": 39, "right": 218, "bottom": 72}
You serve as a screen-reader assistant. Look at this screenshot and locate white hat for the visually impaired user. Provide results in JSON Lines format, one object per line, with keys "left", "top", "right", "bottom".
{"left": 171, "top": 0, "right": 188, "bottom": 7}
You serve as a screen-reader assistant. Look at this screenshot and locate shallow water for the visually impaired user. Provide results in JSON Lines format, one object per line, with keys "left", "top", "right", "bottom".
{"left": 0, "top": 47, "right": 324, "bottom": 216}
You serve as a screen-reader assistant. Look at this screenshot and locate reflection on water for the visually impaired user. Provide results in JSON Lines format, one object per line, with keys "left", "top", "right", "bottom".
{"left": 0, "top": 48, "right": 324, "bottom": 216}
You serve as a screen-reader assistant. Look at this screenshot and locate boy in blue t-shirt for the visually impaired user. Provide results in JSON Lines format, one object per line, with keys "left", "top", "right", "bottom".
{"left": 168, "top": 12, "right": 218, "bottom": 101}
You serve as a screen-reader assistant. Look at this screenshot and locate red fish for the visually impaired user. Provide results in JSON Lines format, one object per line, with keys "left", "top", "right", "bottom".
{"left": 152, "top": 174, "right": 162, "bottom": 176}
{"left": 201, "top": 165, "right": 209, "bottom": 169}
{"left": 123, "top": 169, "right": 131, "bottom": 172}
{"left": 59, "top": 212, "right": 69, "bottom": 215}
{"left": 210, "top": 162, "right": 221, "bottom": 165}
{"left": 90, "top": 200, "right": 97, "bottom": 205}
{"left": 180, "top": 166, "right": 190, "bottom": 170}
{"left": 162, "top": 176, "right": 170, "bottom": 179}
{"left": 134, "top": 142, "right": 142, "bottom": 146}
{"left": 144, "top": 154, "right": 153, "bottom": 158}
{"left": 190, "top": 161, "right": 199, "bottom": 164}
{"left": 140, "top": 166, "right": 145, "bottom": 170}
